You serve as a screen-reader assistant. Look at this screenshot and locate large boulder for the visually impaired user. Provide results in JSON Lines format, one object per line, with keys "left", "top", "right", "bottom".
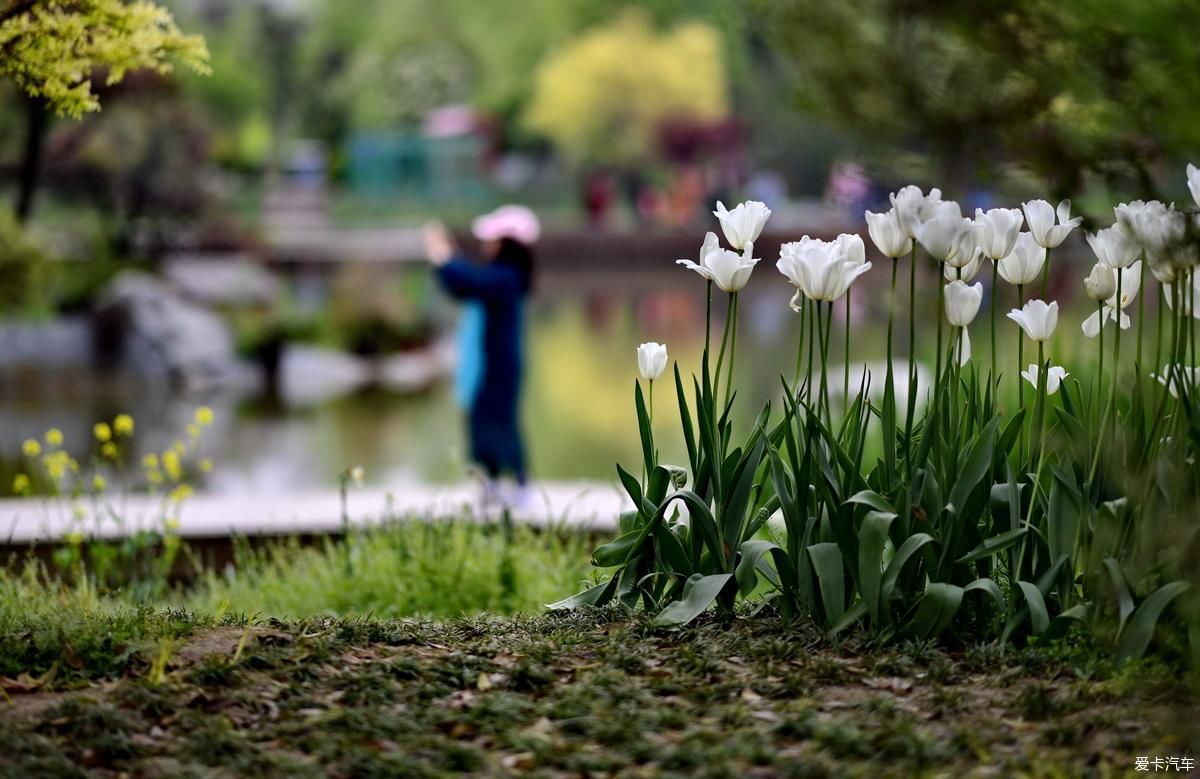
{"left": 94, "top": 271, "right": 252, "bottom": 392}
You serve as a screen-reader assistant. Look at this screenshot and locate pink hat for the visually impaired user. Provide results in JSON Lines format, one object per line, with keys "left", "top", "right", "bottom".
{"left": 471, "top": 204, "right": 541, "bottom": 245}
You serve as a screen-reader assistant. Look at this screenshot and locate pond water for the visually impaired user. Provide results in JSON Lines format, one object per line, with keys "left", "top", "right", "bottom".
{"left": 2, "top": 259, "right": 1097, "bottom": 496}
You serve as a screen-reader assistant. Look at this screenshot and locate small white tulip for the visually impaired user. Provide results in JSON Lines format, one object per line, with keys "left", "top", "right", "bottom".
{"left": 1154, "top": 365, "right": 1200, "bottom": 399}
{"left": 713, "top": 200, "right": 771, "bottom": 250}
{"left": 1020, "top": 364, "right": 1068, "bottom": 395}
{"left": 864, "top": 208, "right": 913, "bottom": 258}
{"left": 1085, "top": 225, "right": 1140, "bottom": 269}
{"left": 1083, "top": 263, "right": 1117, "bottom": 301}
{"left": 974, "top": 207, "right": 1024, "bottom": 261}
{"left": 706, "top": 243, "right": 760, "bottom": 292}
{"left": 1007, "top": 299, "right": 1059, "bottom": 342}
{"left": 997, "top": 233, "right": 1046, "bottom": 286}
{"left": 1164, "top": 272, "right": 1200, "bottom": 320}
{"left": 944, "top": 252, "right": 983, "bottom": 282}
{"left": 636, "top": 342, "right": 668, "bottom": 381}
{"left": 1081, "top": 261, "right": 1142, "bottom": 338}
{"left": 676, "top": 231, "right": 723, "bottom": 282}
{"left": 916, "top": 216, "right": 973, "bottom": 263}
{"left": 944, "top": 280, "right": 983, "bottom": 327}
{"left": 1114, "top": 200, "right": 1184, "bottom": 252}
{"left": 889, "top": 186, "right": 956, "bottom": 239}
{"left": 1021, "top": 199, "right": 1082, "bottom": 249}
{"left": 1188, "top": 163, "right": 1200, "bottom": 210}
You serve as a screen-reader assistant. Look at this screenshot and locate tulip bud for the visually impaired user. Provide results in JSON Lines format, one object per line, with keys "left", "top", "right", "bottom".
{"left": 1188, "top": 163, "right": 1200, "bottom": 210}
{"left": 944, "top": 280, "right": 983, "bottom": 327}
{"left": 974, "top": 207, "right": 1024, "bottom": 261}
{"left": 864, "top": 208, "right": 913, "bottom": 258}
{"left": 637, "top": 342, "right": 668, "bottom": 381}
{"left": 1084, "top": 263, "right": 1117, "bottom": 301}
{"left": 997, "top": 233, "right": 1046, "bottom": 286}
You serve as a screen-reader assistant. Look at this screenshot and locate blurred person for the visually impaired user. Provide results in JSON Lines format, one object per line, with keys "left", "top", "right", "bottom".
{"left": 425, "top": 206, "right": 538, "bottom": 508}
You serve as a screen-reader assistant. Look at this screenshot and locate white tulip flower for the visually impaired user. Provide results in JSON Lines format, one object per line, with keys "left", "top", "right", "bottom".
{"left": 997, "top": 233, "right": 1047, "bottom": 286}
{"left": 1084, "top": 263, "right": 1117, "bottom": 301}
{"left": 1164, "top": 272, "right": 1200, "bottom": 320}
{"left": 706, "top": 243, "right": 760, "bottom": 292}
{"left": 637, "top": 342, "right": 668, "bottom": 381}
{"left": 945, "top": 252, "right": 984, "bottom": 282}
{"left": 1154, "top": 365, "right": 1200, "bottom": 399}
{"left": 1081, "top": 261, "right": 1142, "bottom": 338}
{"left": 1114, "top": 200, "right": 1184, "bottom": 252}
{"left": 1021, "top": 199, "right": 1082, "bottom": 249}
{"left": 1188, "top": 163, "right": 1200, "bottom": 210}
{"left": 777, "top": 235, "right": 871, "bottom": 303}
{"left": 676, "top": 231, "right": 723, "bottom": 282}
{"left": 889, "top": 185, "right": 956, "bottom": 239}
{"left": 916, "top": 216, "right": 973, "bottom": 264}
{"left": 944, "top": 280, "right": 983, "bottom": 327}
{"left": 944, "top": 280, "right": 983, "bottom": 365}
{"left": 713, "top": 200, "right": 771, "bottom": 250}
{"left": 1007, "top": 299, "right": 1059, "bottom": 342}
{"left": 864, "top": 208, "right": 913, "bottom": 258}
{"left": 974, "top": 207, "right": 1024, "bottom": 260}
{"left": 1021, "top": 364, "right": 1068, "bottom": 395}
{"left": 1085, "top": 225, "right": 1140, "bottom": 269}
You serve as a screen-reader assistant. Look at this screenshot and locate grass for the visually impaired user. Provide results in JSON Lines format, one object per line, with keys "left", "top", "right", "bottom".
{"left": 181, "top": 520, "right": 596, "bottom": 619}
{"left": 0, "top": 605, "right": 1194, "bottom": 776}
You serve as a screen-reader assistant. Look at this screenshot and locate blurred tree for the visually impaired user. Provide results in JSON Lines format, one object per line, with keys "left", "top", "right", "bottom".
{"left": 523, "top": 10, "right": 729, "bottom": 168}
{"left": 0, "top": 0, "right": 209, "bottom": 221}
{"left": 751, "top": 0, "right": 1200, "bottom": 199}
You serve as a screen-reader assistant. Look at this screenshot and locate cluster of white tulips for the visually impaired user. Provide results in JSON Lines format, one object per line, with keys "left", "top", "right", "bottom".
{"left": 636, "top": 164, "right": 1200, "bottom": 448}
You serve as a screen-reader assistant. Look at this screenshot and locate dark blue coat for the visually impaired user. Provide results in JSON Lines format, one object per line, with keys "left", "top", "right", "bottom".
{"left": 436, "top": 257, "right": 527, "bottom": 479}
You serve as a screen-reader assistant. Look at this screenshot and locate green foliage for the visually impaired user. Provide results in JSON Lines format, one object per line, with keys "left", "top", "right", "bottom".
{"left": 524, "top": 10, "right": 729, "bottom": 166}
{"left": 753, "top": 0, "right": 1200, "bottom": 194}
{"left": 0, "top": 0, "right": 210, "bottom": 118}
{"left": 0, "top": 209, "right": 52, "bottom": 314}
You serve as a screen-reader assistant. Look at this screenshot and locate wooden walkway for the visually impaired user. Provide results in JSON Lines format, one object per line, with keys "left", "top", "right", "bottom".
{"left": 0, "top": 481, "right": 626, "bottom": 546}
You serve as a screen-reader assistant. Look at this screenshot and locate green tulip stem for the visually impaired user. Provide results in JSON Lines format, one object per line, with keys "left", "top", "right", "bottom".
{"left": 1040, "top": 245, "right": 1051, "bottom": 299}
{"left": 793, "top": 297, "right": 806, "bottom": 395}
{"left": 724, "top": 293, "right": 739, "bottom": 408}
{"left": 1135, "top": 258, "right": 1147, "bottom": 377}
{"left": 843, "top": 290, "right": 851, "bottom": 415}
{"left": 713, "top": 293, "right": 734, "bottom": 405}
{"left": 1017, "top": 284, "right": 1025, "bottom": 463}
{"left": 903, "top": 245, "right": 918, "bottom": 487}
{"left": 1089, "top": 269, "right": 1124, "bottom": 486}
{"left": 1154, "top": 283, "right": 1164, "bottom": 382}
{"left": 806, "top": 295, "right": 816, "bottom": 404}
{"left": 934, "top": 261, "right": 945, "bottom": 413}
{"left": 990, "top": 260, "right": 999, "bottom": 389}
{"left": 705, "top": 280, "right": 712, "bottom": 353}
{"left": 1096, "top": 300, "right": 1104, "bottom": 439}
{"left": 886, "top": 258, "right": 897, "bottom": 396}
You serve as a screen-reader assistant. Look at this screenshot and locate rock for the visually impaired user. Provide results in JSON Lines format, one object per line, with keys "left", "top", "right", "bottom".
{"left": 163, "top": 253, "right": 280, "bottom": 308}
{"left": 280, "top": 345, "right": 371, "bottom": 406}
{"left": 94, "top": 271, "right": 249, "bottom": 392}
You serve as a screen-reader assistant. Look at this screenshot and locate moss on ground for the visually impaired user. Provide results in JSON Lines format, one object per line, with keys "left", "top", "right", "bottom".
{"left": 1, "top": 608, "right": 1195, "bottom": 777}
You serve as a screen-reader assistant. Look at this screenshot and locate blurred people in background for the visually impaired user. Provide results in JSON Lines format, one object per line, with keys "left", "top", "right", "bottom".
{"left": 425, "top": 205, "right": 539, "bottom": 507}
{"left": 826, "top": 161, "right": 872, "bottom": 218}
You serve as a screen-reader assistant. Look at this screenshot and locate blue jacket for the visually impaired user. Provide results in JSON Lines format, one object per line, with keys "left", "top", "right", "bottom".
{"left": 436, "top": 257, "right": 527, "bottom": 477}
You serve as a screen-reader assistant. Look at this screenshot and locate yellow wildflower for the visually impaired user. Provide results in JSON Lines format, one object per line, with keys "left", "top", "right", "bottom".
{"left": 195, "top": 406, "right": 214, "bottom": 426}
{"left": 113, "top": 414, "right": 134, "bottom": 436}
{"left": 141, "top": 453, "right": 159, "bottom": 470}
{"left": 67, "top": 531, "right": 84, "bottom": 546}
{"left": 162, "top": 450, "right": 182, "bottom": 481}
{"left": 12, "top": 473, "right": 29, "bottom": 494}
{"left": 72, "top": 504, "right": 86, "bottom": 520}
{"left": 187, "top": 424, "right": 200, "bottom": 439}
{"left": 45, "top": 428, "right": 63, "bottom": 446}
{"left": 168, "top": 484, "right": 193, "bottom": 502}
{"left": 93, "top": 422, "right": 112, "bottom": 443}
{"left": 22, "top": 439, "right": 41, "bottom": 458}
{"left": 147, "top": 469, "right": 164, "bottom": 485}
{"left": 43, "top": 451, "right": 69, "bottom": 480}
{"left": 164, "top": 516, "right": 181, "bottom": 531}
{"left": 172, "top": 440, "right": 186, "bottom": 455}
{"left": 199, "top": 458, "right": 213, "bottom": 473}
{"left": 92, "top": 475, "right": 107, "bottom": 492}
{"left": 101, "top": 442, "right": 118, "bottom": 460}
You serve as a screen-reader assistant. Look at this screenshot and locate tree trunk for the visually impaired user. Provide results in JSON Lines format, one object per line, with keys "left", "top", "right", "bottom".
{"left": 14, "top": 95, "right": 49, "bottom": 224}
